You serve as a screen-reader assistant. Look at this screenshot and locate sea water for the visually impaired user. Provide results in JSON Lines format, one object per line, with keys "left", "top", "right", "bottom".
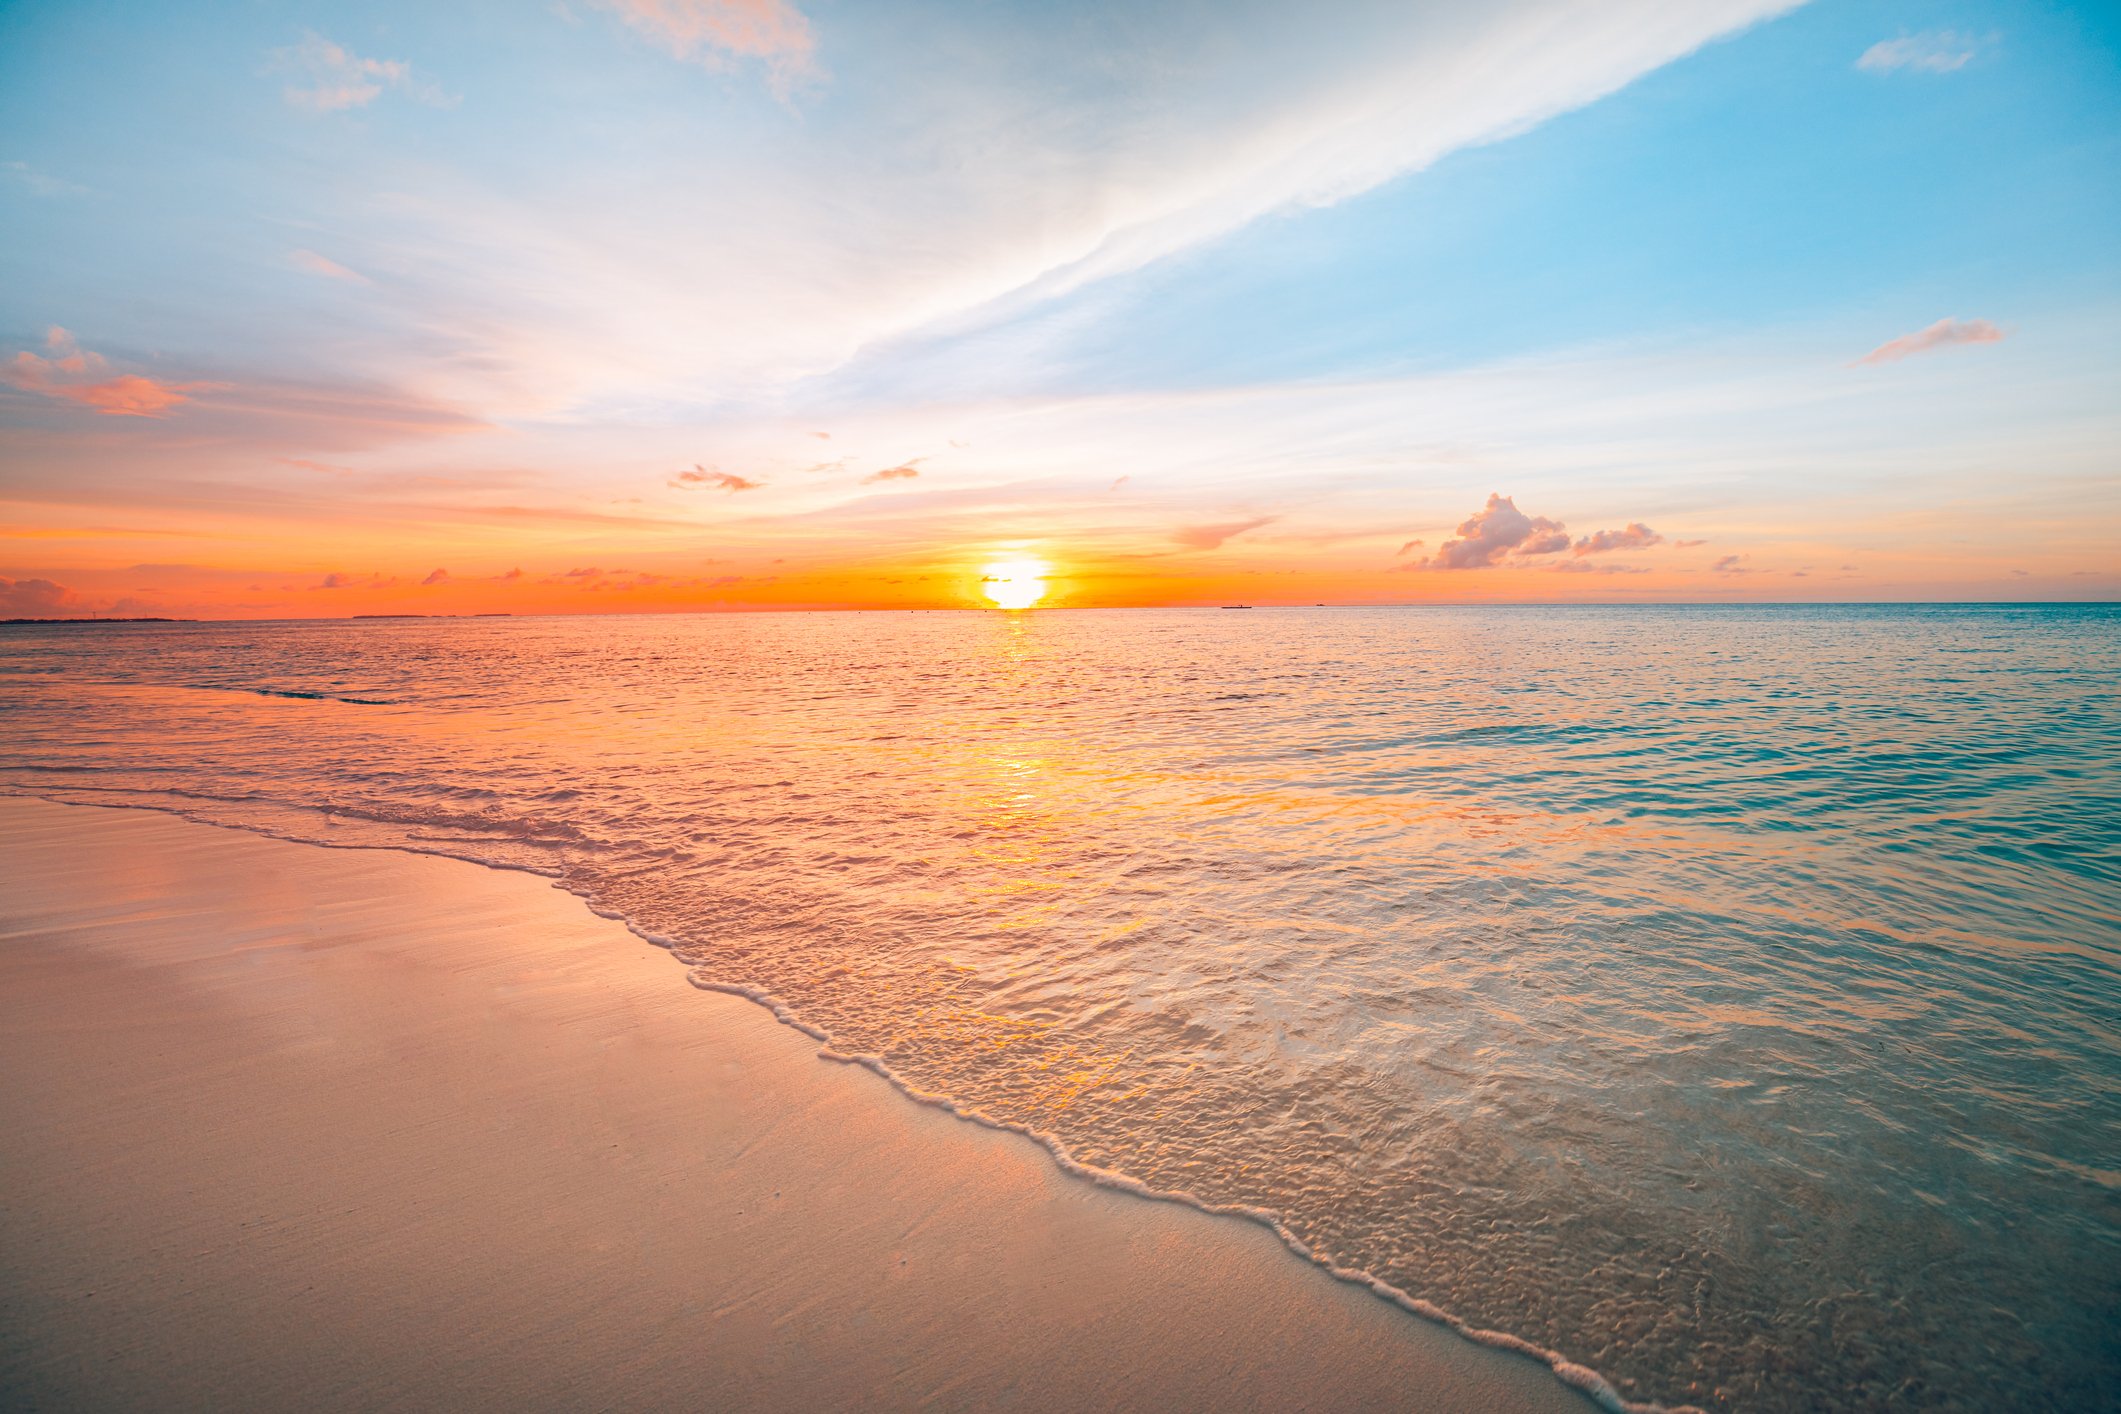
{"left": 2, "top": 605, "right": 2115, "bottom": 1411}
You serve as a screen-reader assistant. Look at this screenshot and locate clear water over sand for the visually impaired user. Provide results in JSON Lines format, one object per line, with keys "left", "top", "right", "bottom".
{"left": 3, "top": 605, "right": 2115, "bottom": 1411}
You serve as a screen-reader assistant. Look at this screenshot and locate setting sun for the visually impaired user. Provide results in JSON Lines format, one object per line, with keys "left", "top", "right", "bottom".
{"left": 980, "top": 557, "right": 1050, "bottom": 610}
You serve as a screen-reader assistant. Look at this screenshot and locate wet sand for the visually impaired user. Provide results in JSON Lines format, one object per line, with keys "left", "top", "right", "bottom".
{"left": 0, "top": 797, "right": 1594, "bottom": 1413}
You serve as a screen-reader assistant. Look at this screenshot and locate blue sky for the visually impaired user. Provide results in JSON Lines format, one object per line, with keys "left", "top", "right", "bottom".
{"left": 1, "top": 0, "right": 2116, "bottom": 613}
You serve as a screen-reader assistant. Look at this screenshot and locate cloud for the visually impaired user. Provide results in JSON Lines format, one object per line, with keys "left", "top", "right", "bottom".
{"left": 1856, "top": 317, "right": 2004, "bottom": 365}
{"left": 1675, "top": 538, "right": 1708, "bottom": 548}
{"left": 862, "top": 463, "right": 922, "bottom": 484}
{"left": 272, "top": 32, "right": 449, "bottom": 112}
{"left": 596, "top": 0, "right": 820, "bottom": 95}
{"left": 674, "top": 464, "right": 763, "bottom": 491}
{"left": 420, "top": 568, "right": 450, "bottom": 586}
{"left": 1857, "top": 31, "right": 1989, "bottom": 74}
{"left": 1394, "top": 538, "right": 1426, "bottom": 557}
{"left": 1573, "top": 522, "right": 1663, "bottom": 555}
{"left": 290, "top": 249, "right": 368, "bottom": 282}
{"left": 318, "top": 572, "right": 351, "bottom": 589}
{"left": 1173, "top": 516, "right": 1274, "bottom": 551}
{"left": 0, "top": 575, "right": 76, "bottom": 616}
{"left": 1420, "top": 493, "right": 1569, "bottom": 569}
{"left": 1550, "top": 561, "right": 1647, "bottom": 575}
{"left": 3, "top": 327, "right": 212, "bottom": 417}
{"left": 1711, "top": 555, "right": 1750, "bottom": 574}
{"left": 496, "top": 567, "right": 525, "bottom": 581}
{"left": 3, "top": 161, "right": 85, "bottom": 197}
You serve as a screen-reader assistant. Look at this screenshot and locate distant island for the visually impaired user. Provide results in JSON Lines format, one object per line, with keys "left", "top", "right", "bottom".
{"left": 1, "top": 617, "right": 195, "bottom": 626}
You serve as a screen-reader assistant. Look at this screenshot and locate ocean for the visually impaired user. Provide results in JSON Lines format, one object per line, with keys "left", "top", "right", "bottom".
{"left": 3, "top": 604, "right": 2115, "bottom": 1411}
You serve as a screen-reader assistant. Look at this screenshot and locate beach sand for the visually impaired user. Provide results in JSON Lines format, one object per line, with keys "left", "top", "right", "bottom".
{"left": 0, "top": 797, "right": 1594, "bottom": 1413}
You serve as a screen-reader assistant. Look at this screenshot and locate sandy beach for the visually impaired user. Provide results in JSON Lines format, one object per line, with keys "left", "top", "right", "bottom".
{"left": 0, "top": 797, "right": 1593, "bottom": 1413}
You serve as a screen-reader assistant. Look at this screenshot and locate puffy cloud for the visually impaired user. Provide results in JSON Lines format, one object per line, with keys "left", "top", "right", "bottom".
{"left": 1421, "top": 493, "right": 1569, "bottom": 569}
{"left": 1856, "top": 317, "right": 2004, "bottom": 365}
{"left": 597, "top": 0, "right": 820, "bottom": 95}
{"left": 318, "top": 572, "right": 351, "bottom": 589}
{"left": 0, "top": 575, "right": 76, "bottom": 616}
{"left": 272, "top": 32, "right": 449, "bottom": 112}
{"left": 1573, "top": 522, "right": 1663, "bottom": 555}
{"left": 1174, "top": 516, "right": 1273, "bottom": 550}
{"left": 420, "top": 568, "right": 450, "bottom": 586}
{"left": 862, "top": 463, "right": 921, "bottom": 484}
{"left": 674, "top": 465, "right": 764, "bottom": 491}
{"left": 1857, "top": 31, "right": 1988, "bottom": 74}
{"left": 3, "top": 327, "right": 211, "bottom": 417}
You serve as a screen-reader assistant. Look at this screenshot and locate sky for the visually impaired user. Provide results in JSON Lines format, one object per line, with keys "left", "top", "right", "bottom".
{"left": 2, "top": 0, "right": 2117, "bottom": 616}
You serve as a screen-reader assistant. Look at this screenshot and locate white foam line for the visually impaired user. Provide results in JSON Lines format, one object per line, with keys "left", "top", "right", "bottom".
{"left": 9, "top": 788, "right": 1701, "bottom": 1414}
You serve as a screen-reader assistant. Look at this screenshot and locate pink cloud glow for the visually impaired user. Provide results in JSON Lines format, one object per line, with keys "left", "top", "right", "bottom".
{"left": 599, "top": 0, "right": 820, "bottom": 93}
{"left": 3, "top": 328, "right": 213, "bottom": 417}
{"left": 1856, "top": 318, "right": 2004, "bottom": 365}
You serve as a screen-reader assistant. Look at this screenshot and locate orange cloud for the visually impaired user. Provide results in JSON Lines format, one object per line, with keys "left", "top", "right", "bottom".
{"left": 674, "top": 465, "right": 763, "bottom": 491}
{"left": 862, "top": 463, "right": 921, "bottom": 485}
{"left": 3, "top": 328, "right": 212, "bottom": 417}
{"left": 0, "top": 575, "right": 77, "bottom": 616}
{"left": 1856, "top": 317, "right": 2003, "bottom": 365}
{"left": 1174, "top": 516, "right": 1273, "bottom": 551}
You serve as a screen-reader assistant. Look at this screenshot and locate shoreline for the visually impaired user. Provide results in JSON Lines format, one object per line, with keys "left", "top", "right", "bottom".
{"left": 1, "top": 796, "right": 1602, "bottom": 1413}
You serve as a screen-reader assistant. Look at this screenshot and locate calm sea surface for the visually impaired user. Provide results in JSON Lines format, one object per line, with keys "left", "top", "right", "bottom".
{"left": 3, "top": 605, "right": 2116, "bottom": 1411}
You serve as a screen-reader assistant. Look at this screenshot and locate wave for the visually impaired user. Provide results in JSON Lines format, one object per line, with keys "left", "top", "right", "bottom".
{"left": 193, "top": 685, "right": 402, "bottom": 706}
{"left": 3, "top": 783, "right": 1695, "bottom": 1414}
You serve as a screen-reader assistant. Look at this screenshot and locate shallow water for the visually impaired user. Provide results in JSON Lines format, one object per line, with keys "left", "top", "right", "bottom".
{"left": 3, "top": 605, "right": 2116, "bottom": 1411}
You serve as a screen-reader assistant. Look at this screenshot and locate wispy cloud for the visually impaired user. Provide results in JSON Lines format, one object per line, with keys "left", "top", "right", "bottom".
{"left": 272, "top": 33, "right": 451, "bottom": 112}
{"left": 673, "top": 464, "right": 763, "bottom": 491}
{"left": 290, "top": 249, "right": 368, "bottom": 283}
{"left": 3, "top": 327, "right": 214, "bottom": 417}
{"left": 1573, "top": 522, "right": 1663, "bottom": 555}
{"left": 1173, "top": 516, "right": 1273, "bottom": 551}
{"left": 3, "top": 160, "right": 85, "bottom": 197}
{"left": 597, "top": 0, "right": 820, "bottom": 95}
{"left": 1857, "top": 31, "right": 1991, "bottom": 74}
{"left": 420, "top": 567, "right": 451, "bottom": 586}
{"left": 1856, "top": 317, "right": 2004, "bottom": 365}
{"left": 862, "top": 463, "right": 921, "bottom": 485}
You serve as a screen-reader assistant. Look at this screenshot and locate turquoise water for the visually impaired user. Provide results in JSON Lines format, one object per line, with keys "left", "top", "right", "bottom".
{"left": 2, "top": 605, "right": 2116, "bottom": 1411}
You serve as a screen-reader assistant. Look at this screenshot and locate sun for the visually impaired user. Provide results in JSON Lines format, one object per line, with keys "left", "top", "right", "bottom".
{"left": 981, "top": 556, "right": 1050, "bottom": 610}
